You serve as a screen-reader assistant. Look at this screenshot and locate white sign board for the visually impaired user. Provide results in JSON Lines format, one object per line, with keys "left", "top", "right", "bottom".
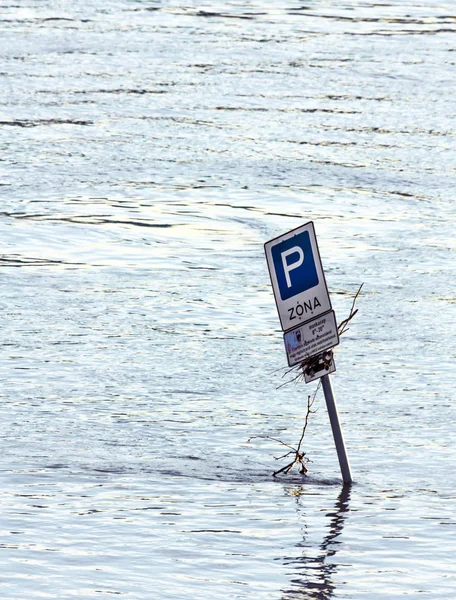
{"left": 283, "top": 310, "right": 339, "bottom": 367}
{"left": 265, "top": 222, "right": 332, "bottom": 332}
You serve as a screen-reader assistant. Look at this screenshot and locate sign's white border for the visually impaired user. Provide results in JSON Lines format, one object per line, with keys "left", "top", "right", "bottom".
{"left": 264, "top": 221, "right": 332, "bottom": 332}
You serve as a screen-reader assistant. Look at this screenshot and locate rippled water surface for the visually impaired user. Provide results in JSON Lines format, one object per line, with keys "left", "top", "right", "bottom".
{"left": 1, "top": 1, "right": 455, "bottom": 598}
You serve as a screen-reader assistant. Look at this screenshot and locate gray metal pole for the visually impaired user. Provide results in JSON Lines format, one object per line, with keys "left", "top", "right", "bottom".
{"left": 321, "top": 374, "right": 353, "bottom": 485}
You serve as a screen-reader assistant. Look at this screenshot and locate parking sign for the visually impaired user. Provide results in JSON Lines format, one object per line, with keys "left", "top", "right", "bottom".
{"left": 265, "top": 222, "right": 332, "bottom": 332}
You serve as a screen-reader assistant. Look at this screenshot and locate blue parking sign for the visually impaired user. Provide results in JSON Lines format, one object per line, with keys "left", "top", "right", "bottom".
{"left": 271, "top": 230, "right": 319, "bottom": 301}
{"left": 265, "top": 221, "right": 332, "bottom": 332}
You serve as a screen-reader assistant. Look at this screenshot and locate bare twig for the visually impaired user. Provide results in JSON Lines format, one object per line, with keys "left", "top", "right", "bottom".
{"left": 271, "top": 384, "right": 320, "bottom": 477}
{"left": 276, "top": 372, "right": 302, "bottom": 389}
{"left": 338, "top": 283, "right": 363, "bottom": 336}
{"left": 275, "top": 450, "right": 295, "bottom": 461}
{"left": 296, "top": 383, "right": 320, "bottom": 454}
{"left": 247, "top": 435, "right": 296, "bottom": 452}
{"left": 248, "top": 385, "right": 319, "bottom": 477}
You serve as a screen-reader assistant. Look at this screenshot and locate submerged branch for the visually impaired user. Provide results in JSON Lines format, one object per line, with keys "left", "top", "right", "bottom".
{"left": 272, "top": 383, "right": 320, "bottom": 477}
{"left": 247, "top": 393, "right": 316, "bottom": 477}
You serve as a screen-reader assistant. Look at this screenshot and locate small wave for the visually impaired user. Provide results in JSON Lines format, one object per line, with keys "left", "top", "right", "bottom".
{"left": 0, "top": 119, "right": 93, "bottom": 127}
{"left": 3, "top": 212, "right": 176, "bottom": 229}
{"left": 0, "top": 254, "right": 85, "bottom": 268}
{"left": 72, "top": 88, "right": 167, "bottom": 95}
{"left": 288, "top": 13, "right": 456, "bottom": 26}
{"left": 195, "top": 10, "right": 264, "bottom": 21}
{"left": 1, "top": 17, "right": 91, "bottom": 24}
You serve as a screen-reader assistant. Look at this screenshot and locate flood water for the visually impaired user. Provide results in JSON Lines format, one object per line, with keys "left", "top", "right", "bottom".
{"left": 1, "top": 1, "right": 455, "bottom": 598}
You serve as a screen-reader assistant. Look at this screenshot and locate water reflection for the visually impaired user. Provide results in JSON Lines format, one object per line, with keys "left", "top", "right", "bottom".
{"left": 282, "top": 485, "right": 351, "bottom": 599}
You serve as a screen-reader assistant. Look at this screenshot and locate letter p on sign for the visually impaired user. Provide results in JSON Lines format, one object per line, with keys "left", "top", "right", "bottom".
{"left": 281, "top": 246, "right": 304, "bottom": 288}
{"left": 271, "top": 230, "right": 319, "bottom": 301}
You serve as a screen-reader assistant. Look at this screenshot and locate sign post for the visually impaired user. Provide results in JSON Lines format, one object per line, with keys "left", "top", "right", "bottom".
{"left": 265, "top": 221, "right": 353, "bottom": 485}
{"left": 321, "top": 374, "right": 352, "bottom": 484}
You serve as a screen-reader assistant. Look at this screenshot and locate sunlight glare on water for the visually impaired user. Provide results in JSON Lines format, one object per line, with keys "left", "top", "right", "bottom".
{"left": 1, "top": 0, "right": 455, "bottom": 598}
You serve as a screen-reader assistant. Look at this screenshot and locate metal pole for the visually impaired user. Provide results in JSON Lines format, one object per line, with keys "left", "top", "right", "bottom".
{"left": 321, "top": 374, "right": 353, "bottom": 485}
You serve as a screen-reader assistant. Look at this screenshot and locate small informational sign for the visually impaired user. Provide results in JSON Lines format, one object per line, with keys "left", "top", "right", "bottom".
{"left": 304, "top": 351, "right": 336, "bottom": 383}
{"left": 264, "top": 222, "right": 332, "bottom": 332}
{"left": 283, "top": 310, "right": 339, "bottom": 367}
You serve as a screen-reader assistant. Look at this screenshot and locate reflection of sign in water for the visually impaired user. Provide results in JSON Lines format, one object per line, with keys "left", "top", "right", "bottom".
{"left": 283, "top": 310, "right": 339, "bottom": 367}
{"left": 281, "top": 485, "right": 351, "bottom": 599}
{"left": 265, "top": 222, "right": 332, "bottom": 332}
